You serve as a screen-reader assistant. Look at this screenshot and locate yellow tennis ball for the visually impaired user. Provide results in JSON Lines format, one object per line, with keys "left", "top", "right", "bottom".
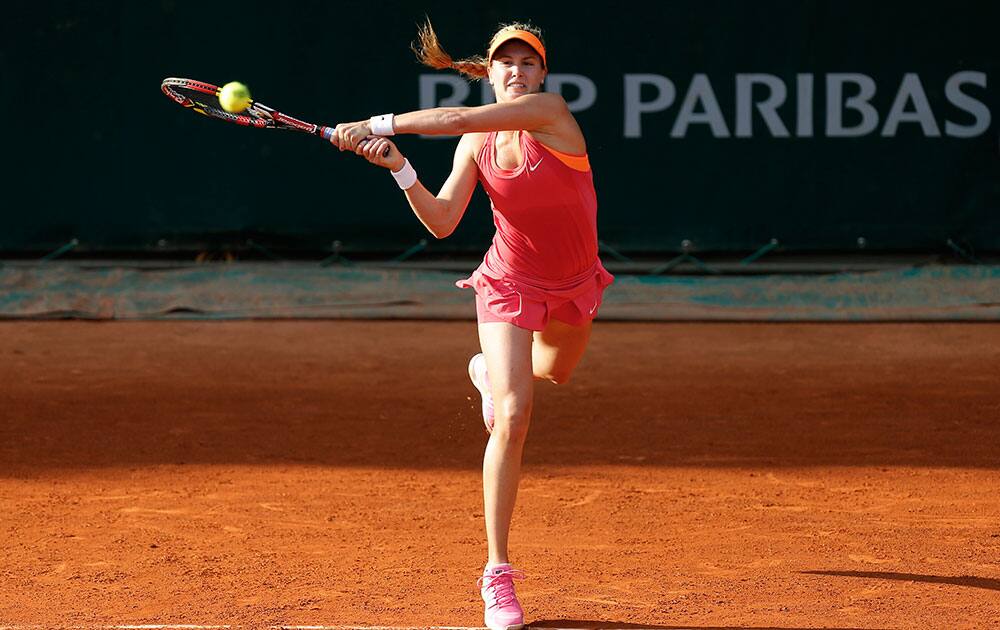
{"left": 219, "top": 81, "right": 251, "bottom": 113}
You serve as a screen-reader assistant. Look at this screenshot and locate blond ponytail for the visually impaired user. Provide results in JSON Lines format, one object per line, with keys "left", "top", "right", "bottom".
{"left": 411, "top": 18, "right": 489, "bottom": 80}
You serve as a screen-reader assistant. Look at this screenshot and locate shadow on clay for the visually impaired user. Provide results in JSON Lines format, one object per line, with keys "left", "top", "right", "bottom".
{"left": 802, "top": 570, "right": 1000, "bottom": 591}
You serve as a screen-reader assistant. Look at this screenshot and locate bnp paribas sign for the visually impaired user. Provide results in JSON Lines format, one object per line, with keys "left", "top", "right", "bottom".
{"left": 419, "top": 71, "right": 990, "bottom": 139}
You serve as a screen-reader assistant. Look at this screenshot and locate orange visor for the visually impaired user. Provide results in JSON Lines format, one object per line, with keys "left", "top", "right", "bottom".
{"left": 487, "top": 30, "right": 547, "bottom": 68}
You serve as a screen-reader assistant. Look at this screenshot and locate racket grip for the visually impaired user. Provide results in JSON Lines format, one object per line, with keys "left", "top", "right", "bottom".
{"left": 320, "top": 126, "right": 391, "bottom": 157}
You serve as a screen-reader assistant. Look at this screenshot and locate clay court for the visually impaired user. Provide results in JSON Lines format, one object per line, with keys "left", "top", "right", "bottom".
{"left": 2, "top": 320, "right": 998, "bottom": 628}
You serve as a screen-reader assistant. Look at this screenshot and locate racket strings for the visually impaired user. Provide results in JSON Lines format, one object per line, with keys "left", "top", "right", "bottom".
{"left": 161, "top": 77, "right": 320, "bottom": 135}
{"left": 169, "top": 84, "right": 270, "bottom": 127}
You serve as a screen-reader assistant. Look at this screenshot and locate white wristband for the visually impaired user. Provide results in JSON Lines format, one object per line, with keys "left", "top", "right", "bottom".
{"left": 391, "top": 158, "right": 418, "bottom": 190}
{"left": 370, "top": 113, "right": 395, "bottom": 136}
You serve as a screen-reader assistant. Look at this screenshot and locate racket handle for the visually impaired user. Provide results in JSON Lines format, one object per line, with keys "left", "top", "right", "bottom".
{"left": 319, "top": 126, "right": 391, "bottom": 157}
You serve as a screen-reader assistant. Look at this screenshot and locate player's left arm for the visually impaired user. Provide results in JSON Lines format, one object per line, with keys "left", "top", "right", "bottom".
{"left": 394, "top": 92, "right": 568, "bottom": 135}
{"left": 331, "top": 93, "right": 568, "bottom": 150}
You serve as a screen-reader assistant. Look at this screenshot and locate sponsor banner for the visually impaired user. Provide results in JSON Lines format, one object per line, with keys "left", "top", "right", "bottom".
{"left": 1, "top": 1, "right": 997, "bottom": 253}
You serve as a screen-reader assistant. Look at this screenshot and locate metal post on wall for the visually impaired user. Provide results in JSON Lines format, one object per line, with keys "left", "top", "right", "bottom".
{"left": 597, "top": 240, "right": 633, "bottom": 263}
{"left": 946, "top": 238, "right": 981, "bottom": 264}
{"left": 389, "top": 239, "right": 428, "bottom": 264}
{"left": 246, "top": 239, "right": 284, "bottom": 261}
{"left": 40, "top": 238, "right": 79, "bottom": 262}
{"left": 320, "top": 240, "right": 353, "bottom": 267}
{"left": 740, "top": 238, "right": 780, "bottom": 267}
{"left": 649, "top": 240, "right": 719, "bottom": 275}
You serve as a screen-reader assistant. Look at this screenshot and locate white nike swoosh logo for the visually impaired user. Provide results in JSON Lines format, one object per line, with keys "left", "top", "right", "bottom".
{"left": 528, "top": 158, "right": 543, "bottom": 171}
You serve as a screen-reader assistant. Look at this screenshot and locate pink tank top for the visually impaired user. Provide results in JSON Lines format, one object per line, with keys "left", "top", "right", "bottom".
{"left": 475, "top": 130, "right": 600, "bottom": 282}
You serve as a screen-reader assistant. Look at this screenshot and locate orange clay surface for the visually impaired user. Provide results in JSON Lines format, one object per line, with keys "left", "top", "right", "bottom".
{"left": 1, "top": 321, "right": 999, "bottom": 629}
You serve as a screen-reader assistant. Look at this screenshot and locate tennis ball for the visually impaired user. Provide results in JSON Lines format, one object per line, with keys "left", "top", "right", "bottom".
{"left": 219, "top": 81, "right": 252, "bottom": 113}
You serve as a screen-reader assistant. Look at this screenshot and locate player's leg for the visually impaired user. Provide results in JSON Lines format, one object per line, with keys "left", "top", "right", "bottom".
{"left": 478, "top": 321, "right": 535, "bottom": 566}
{"left": 531, "top": 317, "right": 592, "bottom": 384}
{"left": 476, "top": 320, "right": 533, "bottom": 630}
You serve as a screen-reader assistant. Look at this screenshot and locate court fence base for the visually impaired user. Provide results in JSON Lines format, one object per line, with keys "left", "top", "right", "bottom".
{"left": 1, "top": 261, "right": 998, "bottom": 322}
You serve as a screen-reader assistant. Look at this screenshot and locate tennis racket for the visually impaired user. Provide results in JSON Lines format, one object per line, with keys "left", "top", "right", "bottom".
{"left": 160, "top": 77, "right": 389, "bottom": 156}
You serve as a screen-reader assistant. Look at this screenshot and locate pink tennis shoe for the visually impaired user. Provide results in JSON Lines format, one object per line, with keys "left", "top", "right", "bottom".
{"left": 478, "top": 563, "right": 526, "bottom": 630}
{"left": 468, "top": 353, "right": 495, "bottom": 433}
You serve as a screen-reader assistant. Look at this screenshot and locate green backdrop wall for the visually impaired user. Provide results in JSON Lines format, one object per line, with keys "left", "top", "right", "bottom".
{"left": 2, "top": 0, "right": 998, "bottom": 254}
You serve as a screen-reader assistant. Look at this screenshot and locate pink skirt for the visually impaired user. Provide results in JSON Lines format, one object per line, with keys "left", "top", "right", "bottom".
{"left": 456, "top": 257, "right": 615, "bottom": 332}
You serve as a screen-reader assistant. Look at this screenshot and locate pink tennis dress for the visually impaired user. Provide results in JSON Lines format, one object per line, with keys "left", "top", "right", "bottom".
{"left": 456, "top": 130, "right": 614, "bottom": 331}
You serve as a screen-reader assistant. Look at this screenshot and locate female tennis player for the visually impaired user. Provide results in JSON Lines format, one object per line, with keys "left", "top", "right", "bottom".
{"left": 330, "top": 20, "right": 613, "bottom": 630}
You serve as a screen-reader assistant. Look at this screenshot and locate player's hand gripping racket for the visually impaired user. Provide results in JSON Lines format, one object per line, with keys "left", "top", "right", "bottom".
{"left": 160, "top": 77, "right": 389, "bottom": 156}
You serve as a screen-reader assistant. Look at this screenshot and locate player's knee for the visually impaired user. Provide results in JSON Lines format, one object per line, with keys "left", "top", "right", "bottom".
{"left": 546, "top": 369, "right": 573, "bottom": 385}
{"left": 493, "top": 397, "right": 532, "bottom": 442}
{"left": 536, "top": 366, "right": 573, "bottom": 385}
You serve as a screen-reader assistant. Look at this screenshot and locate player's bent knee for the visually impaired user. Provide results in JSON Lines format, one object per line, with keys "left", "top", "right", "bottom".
{"left": 548, "top": 369, "right": 573, "bottom": 385}
{"left": 535, "top": 367, "right": 573, "bottom": 385}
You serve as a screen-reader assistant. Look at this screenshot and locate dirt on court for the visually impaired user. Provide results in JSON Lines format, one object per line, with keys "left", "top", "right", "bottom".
{"left": 1, "top": 321, "right": 998, "bottom": 629}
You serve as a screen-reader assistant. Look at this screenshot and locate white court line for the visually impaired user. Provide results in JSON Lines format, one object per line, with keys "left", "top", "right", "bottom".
{"left": 0, "top": 627, "right": 493, "bottom": 630}
{"left": 0, "top": 626, "right": 672, "bottom": 630}
{"left": 0, "top": 627, "right": 487, "bottom": 630}
{"left": 0, "top": 627, "right": 236, "bottom": 630}
{"left": 273, "top": 627, "right": 481, "bottom": 630}
{"left": 0, "top": 627, "right": 238, "bottom": 630}
{"left": 0, "top": 628, "right": 670, "bottom": 630}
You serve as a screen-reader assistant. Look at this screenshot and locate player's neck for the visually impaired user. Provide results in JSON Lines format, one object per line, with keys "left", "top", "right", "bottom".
{"left": 497, "top": 130, "right": 520, "bottom": 143}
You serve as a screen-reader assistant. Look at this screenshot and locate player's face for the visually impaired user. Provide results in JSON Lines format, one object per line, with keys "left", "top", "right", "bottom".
{"left": 489, "top": 40, "right": 546, "bottom": 102}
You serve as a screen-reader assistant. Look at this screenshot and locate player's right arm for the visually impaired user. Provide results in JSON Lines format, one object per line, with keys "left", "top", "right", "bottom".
{"left": 356, "top": 134, "right": 480, "bottom": 239}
